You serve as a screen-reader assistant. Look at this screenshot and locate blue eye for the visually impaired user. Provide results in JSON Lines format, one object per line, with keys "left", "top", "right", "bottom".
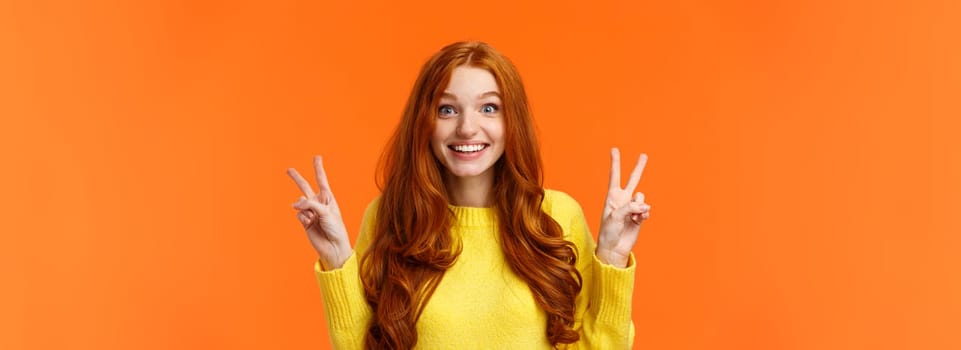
{"left": 438, "top": 105, "right": 456, "bottom": 116}
{"left": 481, "top": 104, "right": 499, "bottom": 113}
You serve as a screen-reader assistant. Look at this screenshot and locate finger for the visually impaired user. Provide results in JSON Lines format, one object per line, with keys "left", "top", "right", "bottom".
{"left": 297, "top": 207, "right": 316, "bottom": 219}
{"left": 314, "top": 155, "right": 332, "bottom": 193}
{"left": 291, "top": 196, "right": 306, "bottom": 209}
{"left": 297, "top": 212, "right": 311, "bottom": 227}
{"left": 293, "top": 196, "right": 318, "bottom": 212}
{"left": 629, "top": 204, "right": 650, "bottom": 224}
{"left": 608, "top": 147, "right": 621, "bottom": 190}
{"left": 611, "top": 197, "right": 642, "bottom": 220}
{"left": 287, "top": 168, "right": 316, "bottom": 197}
{"left": 625, "top": 153, "right": 648, "bottom": 192}
{"left": 632, "top": 192, "right": 646, "bottom": 205}
{"left": 626, "top": 201, "right": 647, "bottom": 215}
{"left": 297, "top": 197, "right": 329, "bottom": 217}
{"left": 629, "top": 201, "right": 650, "bottom": 213}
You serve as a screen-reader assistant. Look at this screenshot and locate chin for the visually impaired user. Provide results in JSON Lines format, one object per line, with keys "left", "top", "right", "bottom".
{"left": 448, "top": 169, "right": 486, "bottom": 178}
{"left": 445, "top": 164, "right": 494, "bottom": 179}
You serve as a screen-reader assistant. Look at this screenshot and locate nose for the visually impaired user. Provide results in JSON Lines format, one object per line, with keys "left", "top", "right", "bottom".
{"left": 455, "top": 112, "right": 479, "bottom": 137}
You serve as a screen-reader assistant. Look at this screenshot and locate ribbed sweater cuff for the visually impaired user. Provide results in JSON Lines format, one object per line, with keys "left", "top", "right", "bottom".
{"left": 314, "top": 252, "right": 368, "bottom": 330}
{"left": 591, "top": 252, "right": 636, "bottom": 325}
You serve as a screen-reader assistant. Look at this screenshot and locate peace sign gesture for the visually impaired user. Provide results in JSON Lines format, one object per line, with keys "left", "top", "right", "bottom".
{"left": 596, "top": 148, "right": 651, "bottom": 268}
{"left": 287, "top": 156, "right": 352, "bottom": 270}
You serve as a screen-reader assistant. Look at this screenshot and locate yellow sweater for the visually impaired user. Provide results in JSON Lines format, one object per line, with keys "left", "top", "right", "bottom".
{"left": 314, "top": 190, "right": 636, "bottom": 349}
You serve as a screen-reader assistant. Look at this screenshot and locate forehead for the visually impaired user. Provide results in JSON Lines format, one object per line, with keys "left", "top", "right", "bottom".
{"left": 442, "top": 66, "right": 500, "bottom": 98}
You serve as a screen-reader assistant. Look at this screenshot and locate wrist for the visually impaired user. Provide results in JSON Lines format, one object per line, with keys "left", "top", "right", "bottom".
{"left": 318, "top": 246, "right": 353, "bottom": 271}
{"left": 595, "top": 248, "right": 629, "bottom": 268}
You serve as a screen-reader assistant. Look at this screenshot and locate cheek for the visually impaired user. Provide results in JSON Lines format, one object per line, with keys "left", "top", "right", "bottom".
{"left": 490, "top": 120, "right": 506, "bottom": 143}
{"left": 486, "top": 121, "right": 507, "bottom": 157}
{"left": 430, "top": 124, "right": 448, "bottom": 155}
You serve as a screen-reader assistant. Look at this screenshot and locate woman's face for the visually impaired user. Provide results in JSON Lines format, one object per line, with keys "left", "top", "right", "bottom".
{"left": 430, "top": 66, "right": 506, "bottom": 181}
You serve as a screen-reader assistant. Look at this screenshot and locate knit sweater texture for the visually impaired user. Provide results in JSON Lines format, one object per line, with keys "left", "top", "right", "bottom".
{"left": 314, "top": 190, "right": 636, "bottom": 349}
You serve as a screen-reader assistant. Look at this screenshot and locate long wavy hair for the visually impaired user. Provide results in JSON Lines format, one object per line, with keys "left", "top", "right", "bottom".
{"left": 359, "top": 41, "right": 582, "bottom": 349}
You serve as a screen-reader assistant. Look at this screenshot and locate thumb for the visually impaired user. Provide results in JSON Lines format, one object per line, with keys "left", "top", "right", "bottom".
{"left": 610, "top": 201, "right": 648, "bottom": 227}
{"left": 292, "top": 196, "right": 308, "bottom": 210}
{"left": 293, "top": 196, "right": 319, "bottom": 210}
{"left": 293, "top": 196, "right": 328, "bottom": 216}
{"left": 610, "top": 201, "right": 635, "bottom": 221}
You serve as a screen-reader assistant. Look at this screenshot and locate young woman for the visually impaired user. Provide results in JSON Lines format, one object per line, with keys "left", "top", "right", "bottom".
{"left": 287, "top": 41, "right": 651, "bottom": 349}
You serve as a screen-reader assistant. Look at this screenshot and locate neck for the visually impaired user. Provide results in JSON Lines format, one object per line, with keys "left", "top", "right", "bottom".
{"left": 443, "top": 171, "right": 495, "bottom": 207}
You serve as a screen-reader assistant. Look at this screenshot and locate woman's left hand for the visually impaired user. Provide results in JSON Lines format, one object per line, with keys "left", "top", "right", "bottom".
{"left": 596, "top": 148, "right": 651, "bottom": 268}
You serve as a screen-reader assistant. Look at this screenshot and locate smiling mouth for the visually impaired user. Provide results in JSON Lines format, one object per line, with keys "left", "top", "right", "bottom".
{"left": 448, "top": 144, "right": 489, "bottom": 153}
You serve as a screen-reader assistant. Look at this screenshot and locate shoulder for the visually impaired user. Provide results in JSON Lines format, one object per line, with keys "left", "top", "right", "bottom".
{"left": 542, "top": 189, "right": 585, "bottom": 217}
{"left": 362, "top": 195, "right": 381, "bottom": 220}
{"left": 355, "top": 195, "right": 382, "bottom": 253}
{"left": 542, "top": 189, "right": 594, "bottom": 253}
{"left": 542, "top": 189, "right": 587, "bottom": 229}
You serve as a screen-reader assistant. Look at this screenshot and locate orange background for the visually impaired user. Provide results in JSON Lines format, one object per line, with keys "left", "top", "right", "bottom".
{"left": 3, "top": 0, "right": 960, "bottom": 349}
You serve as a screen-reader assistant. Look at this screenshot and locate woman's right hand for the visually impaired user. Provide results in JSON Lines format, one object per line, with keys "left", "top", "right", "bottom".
{"left": 287, "top": 155, "right": 353, "bottom": 270}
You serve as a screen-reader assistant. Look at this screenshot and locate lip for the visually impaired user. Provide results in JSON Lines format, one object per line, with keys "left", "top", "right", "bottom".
{"left": 448, "top": 141, "right": 488, "bottom": 146}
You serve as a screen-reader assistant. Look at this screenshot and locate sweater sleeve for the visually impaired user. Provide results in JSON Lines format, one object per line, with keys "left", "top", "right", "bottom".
{"left": 549, "top": 191, "right": 636, "bottom": 349}
{"left": 313, "top": 198, "right": 379, "bottom": 349}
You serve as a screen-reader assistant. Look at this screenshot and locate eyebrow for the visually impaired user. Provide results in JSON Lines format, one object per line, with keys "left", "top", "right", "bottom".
{"left": 441, "top": 91, "right": 501, "bottom": 100}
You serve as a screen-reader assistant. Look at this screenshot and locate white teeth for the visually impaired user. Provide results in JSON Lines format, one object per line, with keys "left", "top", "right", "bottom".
{"left": 452, "top": 144, "right": 486, "bottom": 152}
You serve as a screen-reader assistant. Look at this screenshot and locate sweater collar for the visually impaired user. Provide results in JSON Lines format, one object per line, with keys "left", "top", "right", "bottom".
{"left": 447, "top": 205, "right": 497, "bottom": 228}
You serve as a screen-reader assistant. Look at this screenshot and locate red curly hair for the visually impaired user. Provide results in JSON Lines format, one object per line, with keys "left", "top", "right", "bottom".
{"left": 359, "top": 41, "right": 582, "bottom": 349}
